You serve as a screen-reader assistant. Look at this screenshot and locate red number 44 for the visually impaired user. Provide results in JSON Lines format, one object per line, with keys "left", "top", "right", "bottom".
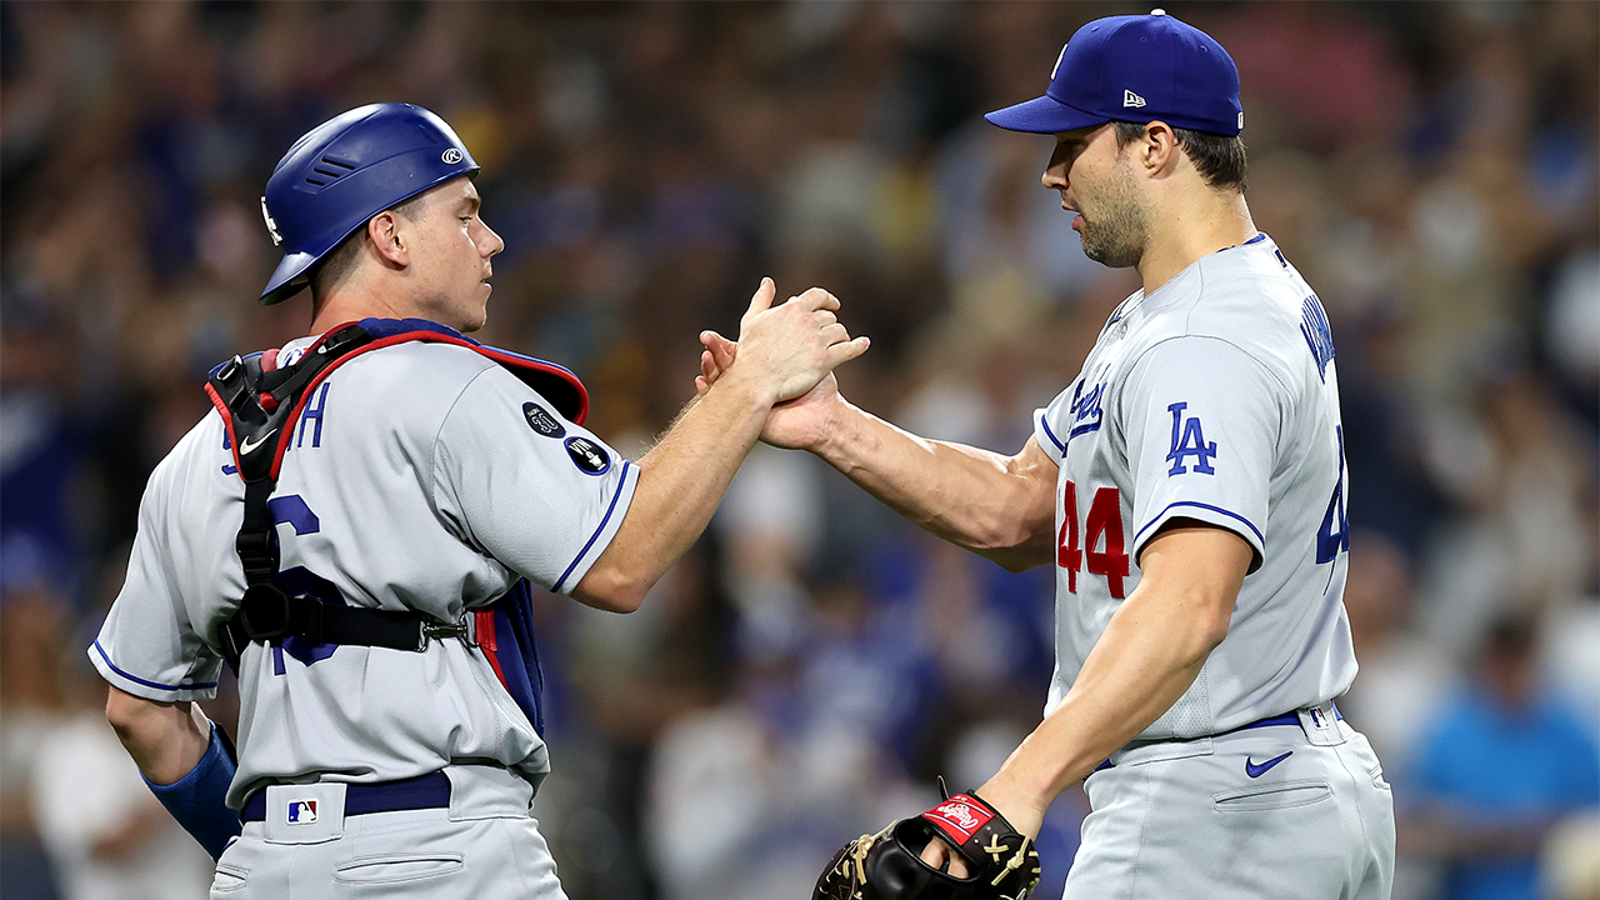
{"left": 1057, "top": 481, "right": 1130, "bottom": 599}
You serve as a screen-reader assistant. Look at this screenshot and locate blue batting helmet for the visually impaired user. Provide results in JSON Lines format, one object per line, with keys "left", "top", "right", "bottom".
{"left": 258, "top": 103, "right": 480, "bottom": 305}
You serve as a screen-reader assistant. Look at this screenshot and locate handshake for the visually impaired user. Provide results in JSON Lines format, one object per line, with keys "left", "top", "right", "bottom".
{"left": 689, "top": 277, "right": 868, "bottom": 452}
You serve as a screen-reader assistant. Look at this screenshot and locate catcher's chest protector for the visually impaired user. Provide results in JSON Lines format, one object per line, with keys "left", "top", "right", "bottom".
{"left": 204, "top": 318, "right": 587, "bottom": 707}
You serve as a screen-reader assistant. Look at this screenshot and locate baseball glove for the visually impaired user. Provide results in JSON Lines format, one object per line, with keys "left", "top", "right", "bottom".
{"left": 814, "top": 790, "right": 1041, "bottom": 900}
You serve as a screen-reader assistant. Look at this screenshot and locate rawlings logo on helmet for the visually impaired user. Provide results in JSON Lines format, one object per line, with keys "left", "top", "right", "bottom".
{"left": 441, "top": 148, "right": 464, "bottom": 164}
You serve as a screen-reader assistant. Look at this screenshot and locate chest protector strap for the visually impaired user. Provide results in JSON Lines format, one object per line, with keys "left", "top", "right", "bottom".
{"left": 206, "top": 320, "right": 587, "bottom": 674}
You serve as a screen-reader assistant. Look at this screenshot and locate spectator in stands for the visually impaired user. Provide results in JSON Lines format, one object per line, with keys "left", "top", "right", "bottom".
{"left": 1402, "top": 614, "right": 1600, "bottom": 900}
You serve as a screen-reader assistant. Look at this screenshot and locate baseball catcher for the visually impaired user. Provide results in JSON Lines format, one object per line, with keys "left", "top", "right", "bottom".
{"left": 815, "top": 790, "right": 1041, "bottom": 900}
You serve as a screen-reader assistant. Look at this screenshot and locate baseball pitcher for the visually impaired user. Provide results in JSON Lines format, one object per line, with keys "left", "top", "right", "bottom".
{"left": 703, "top": 12, "right": 1396, "bottom": 900}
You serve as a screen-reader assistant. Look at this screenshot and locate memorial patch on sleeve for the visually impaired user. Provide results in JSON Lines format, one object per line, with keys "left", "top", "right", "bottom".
{"left": 522, "top": 401, "right": 566, "bottom": 438}
{"left": 564, "top": 436, "right": 611, "bottom": 475}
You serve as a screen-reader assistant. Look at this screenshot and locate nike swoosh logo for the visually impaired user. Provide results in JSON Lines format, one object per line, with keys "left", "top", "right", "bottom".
{"left": 239, "top": 429, "right": 278, "bottom": 455}
{"left": 1245, "top": 751, "right": 1293, "bottom": 778}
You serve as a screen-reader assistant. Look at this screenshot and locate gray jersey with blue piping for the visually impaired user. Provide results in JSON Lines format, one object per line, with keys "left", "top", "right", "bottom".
{"left": 1033, "top": 235, "right": 1357, "bottom": 740}
{"left": 91, "top": 334, "right": 637, "bottom": 808}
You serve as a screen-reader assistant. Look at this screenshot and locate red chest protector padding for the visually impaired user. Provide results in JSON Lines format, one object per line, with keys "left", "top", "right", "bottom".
{"left": 204, "top": 318, "right": 589, "bottom": 672}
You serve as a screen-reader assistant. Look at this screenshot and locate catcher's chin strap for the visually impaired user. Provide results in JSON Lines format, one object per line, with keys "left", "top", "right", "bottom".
{"left": 211, "top": 324, "right": 469, "bottom": 674}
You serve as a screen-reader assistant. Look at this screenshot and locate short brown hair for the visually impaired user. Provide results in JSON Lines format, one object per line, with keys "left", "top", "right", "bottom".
{"left": 309, "top": 191, "right": 431, "bottom": 297}
{"left": 1113, "top": 120, "right": 1247, "bottom": 193}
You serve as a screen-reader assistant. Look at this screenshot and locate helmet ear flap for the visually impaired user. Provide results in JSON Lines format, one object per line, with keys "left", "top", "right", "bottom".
{"left": 258, "top": 103, "right": 479, "bottom": 306}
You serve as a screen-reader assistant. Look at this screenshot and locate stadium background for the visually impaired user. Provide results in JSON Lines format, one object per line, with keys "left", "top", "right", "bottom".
{"left": 1, "top": 2, "right": 1595, "bottom": 899}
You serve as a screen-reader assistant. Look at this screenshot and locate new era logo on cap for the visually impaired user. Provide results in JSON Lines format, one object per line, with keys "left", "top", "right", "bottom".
{"left": 1123, "top": 90, "right": 1147, "bottom": 109}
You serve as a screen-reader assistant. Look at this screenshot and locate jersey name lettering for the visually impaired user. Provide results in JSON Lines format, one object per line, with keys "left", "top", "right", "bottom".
{"left": 1299, "top": 294, "right": 1336, "bottom": 383}
{"left": 1165, "top": 402, "right": 1218, "bottom": 475}
{"left": 220, "top": 381, "right": 333, "bottom": 473}
{"left": 296, "top": 382, "right": 332, "bottom": 448}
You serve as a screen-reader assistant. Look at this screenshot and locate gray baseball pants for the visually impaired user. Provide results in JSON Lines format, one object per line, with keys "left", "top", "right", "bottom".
{"left": 1064, "top": 702, "right": 1395, "bottom": 899}
{"left": 211, "top": 765, "right": 568, "bottom": 899}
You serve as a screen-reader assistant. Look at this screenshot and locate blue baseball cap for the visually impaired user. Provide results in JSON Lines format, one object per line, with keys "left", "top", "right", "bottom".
{"left": 985, "top": 10, "right": 1243, "bottom": 137}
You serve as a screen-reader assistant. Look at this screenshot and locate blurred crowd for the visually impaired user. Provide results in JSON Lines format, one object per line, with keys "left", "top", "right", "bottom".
{"left": 1, "top": 2, "right": 1596, "bottom": 900}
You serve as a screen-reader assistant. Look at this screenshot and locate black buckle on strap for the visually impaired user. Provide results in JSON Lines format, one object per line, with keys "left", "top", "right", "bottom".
{"left": 235, "top": 585, "right": 293, "bottom": 641}
{"left": 224, "top": 588, "right": 470, "bottom": 665}
{"left": 234, "top": 530, "right": 280, "bottom": 583}
{"left": 419, "top": 617, "right": 473, "bottom": 651}
{"left": 234, "top": 585, "right": 328, "bottom": 644}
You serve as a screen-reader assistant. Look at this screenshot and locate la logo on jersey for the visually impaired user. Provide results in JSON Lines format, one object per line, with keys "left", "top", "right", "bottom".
{"left": 287, "top": 799, "right": 318, "bottom": 824}
{"left": 1166, "top": 402, "right": 1217, "bottom": 475}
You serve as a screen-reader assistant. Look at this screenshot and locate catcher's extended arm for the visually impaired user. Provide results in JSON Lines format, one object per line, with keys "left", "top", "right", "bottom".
{"left": 815, "top": 790, "right": 1041, "bottom": 900}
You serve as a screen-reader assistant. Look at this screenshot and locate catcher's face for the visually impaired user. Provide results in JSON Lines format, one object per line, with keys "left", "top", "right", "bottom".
{"left": 1042, "top": 123, "right": 1150, "bottom": 269}
{"left": 400, "top": 177, "right": 504, "bottom": 333}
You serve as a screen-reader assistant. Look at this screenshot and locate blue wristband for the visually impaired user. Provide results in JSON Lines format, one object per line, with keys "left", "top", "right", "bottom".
{"left": 143, "top": 721, "right": 242, "bottom": 860}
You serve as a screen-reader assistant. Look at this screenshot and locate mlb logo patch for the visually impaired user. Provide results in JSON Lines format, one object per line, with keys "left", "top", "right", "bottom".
{"left": 287, "top": 799, "right": 319, "bottom": 824}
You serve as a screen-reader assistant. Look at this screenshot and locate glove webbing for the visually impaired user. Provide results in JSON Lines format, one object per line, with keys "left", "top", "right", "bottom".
{"left": 981, "top": 833, "right": 1033, "bottom": 887}
{"left": 845, "top": 825, "right": 891, "bottom": 892}
{"left": 211, "top": 324, "right": 468, "bottom": 673}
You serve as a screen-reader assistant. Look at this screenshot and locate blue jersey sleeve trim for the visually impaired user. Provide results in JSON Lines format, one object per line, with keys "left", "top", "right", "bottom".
{"left": 92, "top": 641, "right": 219, "bottom": 692}
{"left": 552, "top": 460, "right": 633, "bottom": 594}
{"left": 1039, "top": 413, "right": 1067, "bottom": 455}
{"left": 1135, "top": 501, "right": 1264, "bottom": 547}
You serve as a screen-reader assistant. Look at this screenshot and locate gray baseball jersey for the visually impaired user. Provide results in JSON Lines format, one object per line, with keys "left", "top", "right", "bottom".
{"left": 1033, "top": 234, "right": 1356, "bottom": 740}
{"left": 91, "top": 332, "right": 638, "bottom": 808}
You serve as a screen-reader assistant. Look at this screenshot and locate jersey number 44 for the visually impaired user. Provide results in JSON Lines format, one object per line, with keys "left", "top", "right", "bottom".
{"left": 1058, "top": 481, "right": 1130, "bottom": 599}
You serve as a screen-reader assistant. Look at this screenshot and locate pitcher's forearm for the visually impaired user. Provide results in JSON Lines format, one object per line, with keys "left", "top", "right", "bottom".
{"left": 978, "top": 525, "right": 1252, "bottom": 830}
{"left": 811, "top": 403, "right": 1056, "bottom": 566}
